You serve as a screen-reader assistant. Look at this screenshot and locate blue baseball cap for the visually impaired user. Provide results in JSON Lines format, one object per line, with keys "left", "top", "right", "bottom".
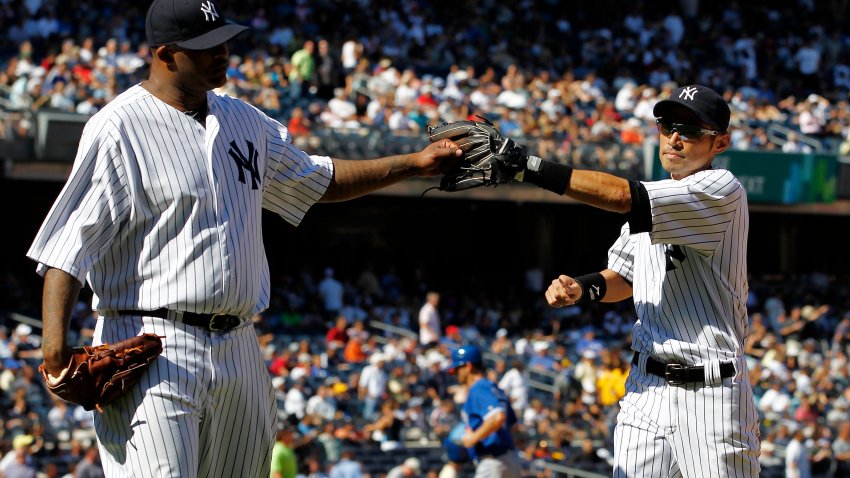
{"left": 446, "top": 345, "right": 483, "bottom": 373}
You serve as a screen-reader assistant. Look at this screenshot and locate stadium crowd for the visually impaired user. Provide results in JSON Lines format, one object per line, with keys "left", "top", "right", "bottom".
{"left": 2, "top": 0, "right": 850, "bottom": 477}
{"left": 1, "top": 262, "right": 849, "bottom": 477}
{"left": 3, "top": 0, "right": 850, "bottom": 163}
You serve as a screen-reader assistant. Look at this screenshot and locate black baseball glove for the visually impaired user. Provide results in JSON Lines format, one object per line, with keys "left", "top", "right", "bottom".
{"left": 427, "top": 118, "right": 528, "bottom": 191}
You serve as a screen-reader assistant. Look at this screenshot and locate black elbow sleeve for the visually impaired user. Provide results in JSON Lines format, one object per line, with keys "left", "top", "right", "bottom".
{"left": 626, "top": 180, "right": 651, "bottom": 233}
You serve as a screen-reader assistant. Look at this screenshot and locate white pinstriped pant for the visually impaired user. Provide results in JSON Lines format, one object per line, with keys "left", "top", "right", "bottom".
{"left": 614, "top": 355, "right": 760, "bottom": 478}
{"left": 92, "top": 313, "right": 277, "bottom": 478}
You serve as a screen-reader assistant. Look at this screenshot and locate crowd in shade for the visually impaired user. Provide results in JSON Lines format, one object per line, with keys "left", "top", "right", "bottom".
{"left": 3, "top": 0, "right": 850, "bottom": 164}
{"left": 1, "top": 263, "right": 849, "bottom": 477}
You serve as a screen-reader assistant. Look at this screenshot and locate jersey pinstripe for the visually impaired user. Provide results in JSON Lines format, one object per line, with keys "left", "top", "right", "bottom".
{"left": 27, "top": 84, "right": 333, "bottom": 317}
{"left": 607, "top": 168, "right": 749, "bottom": 365}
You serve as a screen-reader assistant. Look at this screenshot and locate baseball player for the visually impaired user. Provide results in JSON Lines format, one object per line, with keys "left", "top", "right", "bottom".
{"left": 447, "top": 345, "right": 521, "bottom": 478}
{"left": 26, "top": 1, "right": 461, "bottom": 477}
{"left": 531, "top": 85, "right": 759, "bottom": 477}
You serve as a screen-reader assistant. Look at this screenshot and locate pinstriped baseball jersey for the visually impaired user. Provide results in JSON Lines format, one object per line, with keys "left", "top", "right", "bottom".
{"left": 607, "top": 168, "right": 749, "bottom": 365}
{"left": 28, "top": 83, "right": 333, "bottom": 478}
{"left": 608, "top": 168, "right": 759, "bottom": 478}
{"left": 27, "top": 84, "right": 333, "bottom": 316}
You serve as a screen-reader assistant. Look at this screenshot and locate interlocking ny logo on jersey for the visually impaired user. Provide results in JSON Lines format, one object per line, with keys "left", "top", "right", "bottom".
{"left": 665, "top": 244, "right": 687, "bottom": 271}
{"left": 200, "top": 1, "right": 219, "bottom": 22}
{"left": 679, "top": 86, "right": 698, "bottom": 101}
{"left": 228, "top": 140, "right": 261, "bottom": 189}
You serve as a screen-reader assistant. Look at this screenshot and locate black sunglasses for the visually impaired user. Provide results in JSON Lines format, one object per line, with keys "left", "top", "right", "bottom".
{"left": 656, "top": 119, "right": 724, "bottom": 140}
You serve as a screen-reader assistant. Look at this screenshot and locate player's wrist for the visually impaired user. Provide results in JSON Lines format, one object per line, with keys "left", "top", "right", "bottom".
{"left": 519, "top": 157, "right": 573, "bottom": 195}
{"left": 574, "top": 273, "right": 606, "bottom": 304}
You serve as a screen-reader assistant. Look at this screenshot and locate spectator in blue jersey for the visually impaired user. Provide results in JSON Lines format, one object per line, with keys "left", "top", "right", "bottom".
{"left": 446, "top": 345, "right": 521, "bottom": 478}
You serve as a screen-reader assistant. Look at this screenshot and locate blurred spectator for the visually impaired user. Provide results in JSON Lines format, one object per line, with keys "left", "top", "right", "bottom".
{"left": 418, "top": 292, "right": 441, "bottom": 349}
{"left": 285, "top": 379, "right": 308, "bottom": 420}
{"left": 326, "top": 316, "right": 349, "bottom": 349}
{"left": 490, "top": 328, "right": 512, "bottom": 355}
{"left": 596, "top": 350, "right": 628, "bottom": 407}
{"left": 440, "top": 325, "right": 461, "bottom": 352}
{"left": 306, "top": 385, "right": 337, "bottom": 423}
{"left": 565, "top": 437, "right": 607, "bottom": 473}
{"left": 329, "top": 449, "right": 363, "bottom": 478}
{"left": 573, "top": 349, "right": 599, "bottom": 405}
{"left": 387, "top": 457, "right": 421, "bottom": 478}
{"left": 74, "top": 445, "right": 105, "bottom": 478}
{"left": 318, "top": 268, "right": 344, "bottom": 322}
{"left": 289, "top": 40, "right": 315, "bottom": 100}
{"left": 315, "top": 39, "right": 340, "bottom": 101}
{"left": 428, "top": 399, "right": 458, "bottom": 442}
{"left": 2, "top": 446, "right": 37, "bottom": 478}
{"left": 497, "top": 359, "right": 528, "bottom": 419}
{"left": 786, "top": 428, "right": 811, "bottom": 478}
{"left": 833, "top": 422, "right": 850, "bottom": 477}
{"left": 271, "top": 426, "right": 298, "bottom": 478}
{"left": 358, "top": 353, "right": 387, "bottom": 421}
{"left": 362, "top": 399, "right": 403, "bottom": 451}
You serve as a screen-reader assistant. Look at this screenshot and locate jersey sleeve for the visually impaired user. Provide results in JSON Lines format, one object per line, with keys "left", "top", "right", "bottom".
{"left": 261, "top": 115, "right": 333, "bottom": 226}
{"left": 26, "top": 118, "right": 130, "bottom": 283}
{"left": 607, "top": 222, "right": 636, "bottom": 284}
{"left": 470, "top": 383, "right": 507, "bottom": 422}
{"left": 641, "top": 169, "right": 745, "bottom": 255}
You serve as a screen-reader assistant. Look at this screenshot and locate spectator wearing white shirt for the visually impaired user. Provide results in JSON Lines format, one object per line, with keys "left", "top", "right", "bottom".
{"left": 785, "top": 428, "right": 812, "bottom": 478}
{"left": 418, "top": 291, "right": 441, "bottom": 348}
{"left": 358, "top": 353, "right": 388, "bottom": 421}
{"left": 758, "top": 381, "right": 792, "bottom": 422}
{"left": 284, "top": 379, "right": 308, "bottom": 420}
{"left": 498, "top": 359, "right": 528, "bottom": 418}
{"left": 305, "top": 385, "right": 337, "bottom": 422}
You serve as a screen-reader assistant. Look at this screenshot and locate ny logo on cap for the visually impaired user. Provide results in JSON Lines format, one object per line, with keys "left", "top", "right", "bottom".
{"left": 200, "top": 1, "right": 219, "bottom": 22}
{"left": 679, "top": 86, "right": 698, "bottom": 101}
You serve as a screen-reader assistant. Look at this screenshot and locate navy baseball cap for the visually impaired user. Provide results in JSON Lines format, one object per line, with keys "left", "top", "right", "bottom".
{"left": 146, "top": 0, "right": 249, "bottom": 50}
{"left": 653, "top": 85, "right": 730, "bottom": 132}
{"left": 446, "top": 345, "right": 483, "bottom": 373}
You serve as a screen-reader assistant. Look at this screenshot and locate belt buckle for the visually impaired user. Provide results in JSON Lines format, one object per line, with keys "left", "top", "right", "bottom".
{"left": 664, "top": 363, "right": 687, "bottom": 386}
{"left": 208, "top": 314, "right": 239, "bottom": 332}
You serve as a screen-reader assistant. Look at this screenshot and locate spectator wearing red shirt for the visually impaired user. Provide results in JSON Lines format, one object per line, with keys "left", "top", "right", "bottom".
{"left": 326, "top": 316, "right": 349, "bottom": 348}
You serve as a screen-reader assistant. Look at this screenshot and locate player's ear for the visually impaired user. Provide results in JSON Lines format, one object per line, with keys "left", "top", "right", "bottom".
{"left": 153, "top": 45, "right": 175, "bottom": 64}
{"left": 712, "top": 132, "right": 731, "bottom": 155}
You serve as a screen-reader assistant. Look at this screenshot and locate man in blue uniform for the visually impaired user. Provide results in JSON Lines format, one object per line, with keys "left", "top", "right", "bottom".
{"left": 447, "top": 345, "right": 522, "bottom": 478}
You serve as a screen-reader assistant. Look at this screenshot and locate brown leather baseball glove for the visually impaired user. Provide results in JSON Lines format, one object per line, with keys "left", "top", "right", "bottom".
{"left": 39, "top": 333, "right": 163, "bottom": 412}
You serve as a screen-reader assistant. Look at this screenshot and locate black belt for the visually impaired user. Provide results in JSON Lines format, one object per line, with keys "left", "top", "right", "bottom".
{"left": 118, "top": 308, "right": 243, "bottom": 332}
{"left": 632, "top": 352, "right": 736, "bottom": 385}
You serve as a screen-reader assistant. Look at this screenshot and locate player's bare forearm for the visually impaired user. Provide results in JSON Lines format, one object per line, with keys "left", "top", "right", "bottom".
{"left": 321, "top": 141, "right": 461, "bottom": 202}
{"left": 565, "top": 169, "right": 632, "bottom": 213}
{"left": 601, "top": 269, "right": 633, "bottom": 302}
{"left": 321, "top": 155, "right": 420, "bottom": 202}
{"left": 42, "top": 268, "right": 82, "bottom": 373}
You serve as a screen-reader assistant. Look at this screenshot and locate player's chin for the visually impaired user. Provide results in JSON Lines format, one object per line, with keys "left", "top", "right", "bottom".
{"left": 206, "top": 68, "right": 228, "bottom": 89}
{"left": 209, "top": 74, "right": 227, "bottom": 89}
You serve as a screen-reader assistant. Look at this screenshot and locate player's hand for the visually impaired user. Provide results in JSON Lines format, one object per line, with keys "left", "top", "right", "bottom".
{"left": 460, "top": 429, "right": 478, "bottom": 448}
{"left": 410, "top": 139, "right": 463, "bottom": 176}
{"left": 41, "top": 343, "right": 72, "bottom": 378}
{"left": 545, "top": 275, "right": 583, "bottom": 307}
